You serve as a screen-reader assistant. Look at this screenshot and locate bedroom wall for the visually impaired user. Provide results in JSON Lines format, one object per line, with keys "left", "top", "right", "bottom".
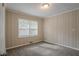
{"left": 44, "top": 9, "right": 79, "bottom": 50}
{"left": 6, "top": 9, "right": 44, "bottom": 49}
{"left": 0, "top": 3, "right": 6, "bottom": 55}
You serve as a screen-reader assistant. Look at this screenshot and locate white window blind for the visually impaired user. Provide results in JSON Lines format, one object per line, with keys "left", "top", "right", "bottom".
{"left": 18, "top": 19, "right": 38, "bottom": 38}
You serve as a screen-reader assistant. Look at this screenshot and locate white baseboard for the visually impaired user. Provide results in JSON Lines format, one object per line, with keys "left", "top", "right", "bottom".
{"left": 6, "top": 43, "right": 30, "bottom": 50}
{"left": 6, "top": 40, "right": 43, "bottom": 50}
{"left": 44, "top": 41, "right": 79, "bottom": 51}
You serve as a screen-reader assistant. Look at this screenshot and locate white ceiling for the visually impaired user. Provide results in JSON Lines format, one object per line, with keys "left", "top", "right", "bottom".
{"left": 6, "top": 3, "right": 79, "bottom": 18}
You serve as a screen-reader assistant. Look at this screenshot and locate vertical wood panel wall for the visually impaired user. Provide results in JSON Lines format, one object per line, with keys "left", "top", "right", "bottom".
{"left": 44, "top": 9, "right": 79, "bottom": 50}
{"left": 6, "top": 9, "right": 44, "bottom": 49}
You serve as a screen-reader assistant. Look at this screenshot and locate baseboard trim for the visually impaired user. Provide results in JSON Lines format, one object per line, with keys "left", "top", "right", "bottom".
{"left": 44, "top": 41, "right": 79, "bottom": 51}
{"left": 6, "top": 41, "right": 43, "bottom": 50}
{"left": 6, "top": 43, "right": 30, "bottom": 50}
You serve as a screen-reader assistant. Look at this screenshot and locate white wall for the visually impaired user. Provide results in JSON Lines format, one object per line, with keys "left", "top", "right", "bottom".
{"left": 0, "top": 3, "right": 6, "bottom": 55}
{"left": 44, "top": 9, "right": 79, "bottom": 50}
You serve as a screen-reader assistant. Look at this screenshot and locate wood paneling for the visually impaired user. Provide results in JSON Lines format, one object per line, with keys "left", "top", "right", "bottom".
{"left": 44, "top": 9, "right": 79, "bottom": 50}
{"left": 6, "top": 9, "right": 44, "bottom": 49}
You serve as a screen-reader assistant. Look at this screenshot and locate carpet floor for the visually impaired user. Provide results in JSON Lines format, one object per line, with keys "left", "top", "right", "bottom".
{"left": 7, "top": 42, "right": 79, "bottom": 56}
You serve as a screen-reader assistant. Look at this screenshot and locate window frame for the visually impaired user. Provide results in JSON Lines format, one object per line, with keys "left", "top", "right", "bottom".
{"left": 18, "top": 18, "right": 38, "bottom": 38}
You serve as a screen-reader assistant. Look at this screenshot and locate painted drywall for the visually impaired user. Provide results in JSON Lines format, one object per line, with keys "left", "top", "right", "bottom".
{"left": 44, "top": 9, "right": 79, "bottom": 50}
{"left": 0, "top": 4, "right": 6, "bottom": 55}
{"left": 6, "top": 9, "right": 44, "bottom": 49}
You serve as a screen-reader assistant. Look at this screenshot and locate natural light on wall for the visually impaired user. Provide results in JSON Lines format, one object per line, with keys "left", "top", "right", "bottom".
{"left": 18, "top": 19, "right": 38, "bottom": 38}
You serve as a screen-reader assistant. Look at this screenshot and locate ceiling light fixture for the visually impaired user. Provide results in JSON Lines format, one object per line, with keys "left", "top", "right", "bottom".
{"left": 41, "top": 3, "right": 50, "bottom": 9}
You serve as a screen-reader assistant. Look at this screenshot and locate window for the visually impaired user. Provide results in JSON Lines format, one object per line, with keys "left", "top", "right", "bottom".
{"left": 29, "top": 21, "right": 38, "bottom": 36}
{"left": 18, "top": 19, "right": 38, "bottom": 38}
